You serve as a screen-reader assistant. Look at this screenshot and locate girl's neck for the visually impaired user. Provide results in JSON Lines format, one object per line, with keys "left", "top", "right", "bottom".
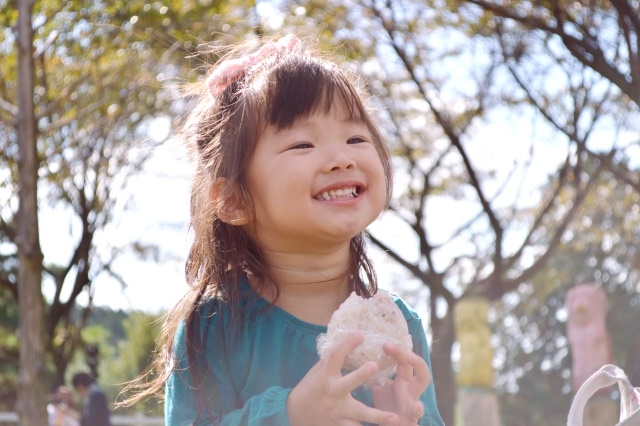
{"left": 253, "top": 244, "right": 352, "bottom": 325}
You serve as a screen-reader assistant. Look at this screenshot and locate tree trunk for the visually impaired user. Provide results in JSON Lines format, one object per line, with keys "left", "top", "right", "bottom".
{"left": 16, "top": 0, "right": 48, "bottom": 425}
{"left": 431, "top": 307, "right": 456, "bottom": 426}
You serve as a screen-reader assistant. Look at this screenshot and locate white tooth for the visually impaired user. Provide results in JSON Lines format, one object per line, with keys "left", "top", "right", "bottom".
{"left": 318, "top": 188, "right": 360, "bottom": 200}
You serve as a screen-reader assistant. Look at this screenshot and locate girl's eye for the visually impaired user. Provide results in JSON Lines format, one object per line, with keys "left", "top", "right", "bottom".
{"left": 288, "top": 142, "right": 313, "bottom": 149}
{"left": 347, "top": 136, "right": 367, "bottom": 144}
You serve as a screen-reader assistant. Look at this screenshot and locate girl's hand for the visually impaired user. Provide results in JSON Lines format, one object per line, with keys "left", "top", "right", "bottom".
{"left": 371, "top": 343, "right": 432, "bottom": 426}
{"left": 287, "top": 332, "right": 400, "bottom": 426}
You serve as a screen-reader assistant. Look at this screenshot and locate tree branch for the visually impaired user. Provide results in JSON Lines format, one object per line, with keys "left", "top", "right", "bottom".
{"left": 0, "top": 97, "right": 18, "bottom": 117}
{"left": 367, "top": 232, "right": 455, "bottom": 304}
{"left": 465, "top": 0, "right": 639, "bottom": 104}
{"left": 369, "top": 2, "right": 505, "bottom": 267}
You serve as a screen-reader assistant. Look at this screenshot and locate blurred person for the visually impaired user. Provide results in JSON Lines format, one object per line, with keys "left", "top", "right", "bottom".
{"left": 47, "top": 385, "right": 80, "bottom": 426}
{"left": 71, "top": 372, "right": 112, "bottom": 426}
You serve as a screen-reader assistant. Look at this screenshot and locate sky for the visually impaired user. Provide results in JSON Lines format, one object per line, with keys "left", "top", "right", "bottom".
{"left": 39, "top": 127, "right": 193, "bottom": 314}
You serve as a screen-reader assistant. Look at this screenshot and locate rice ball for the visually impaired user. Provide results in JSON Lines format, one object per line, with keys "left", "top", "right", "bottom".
{"left": 317, "top": 291, "right": 413, "bottom": 387}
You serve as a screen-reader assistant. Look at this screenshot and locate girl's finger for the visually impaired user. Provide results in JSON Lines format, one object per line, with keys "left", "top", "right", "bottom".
{"left": 324, "top": 331, "right": 365, "bottom": 371}
{"left": 383, "top": 343, "right": 412, "bottom": 379}
{"left": 383, "top": 343, "right": 409, "bottom": 364}
{"left": 407, "top": 401, "right": 425, "bottom": 423}
{"left": 384, "top": 344, "right": 432, "bottom": 388}
{"left": 330, "top": 361, "right": 377, "bottom": 396}
{"left": 337, "top": 419, "right": 363, "bottom": 426}
{"left": 405, "top": 351, "right": 431, "bottom": 389}
{"left": 409, "top": 401, "right": 425, "bottom": 421}
{"left": 342, "top": 400, "right": 399, "bottom": 426}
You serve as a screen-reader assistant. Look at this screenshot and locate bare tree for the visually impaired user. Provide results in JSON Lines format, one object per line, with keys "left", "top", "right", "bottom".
{"left": 15, "top": 0, "right": 48, "bottom": 423}
{"left": 463, "top": 0, "right": 639, "bottom": 105}
{"left": 458, "top": 0, "right": 640, "bottom": 191}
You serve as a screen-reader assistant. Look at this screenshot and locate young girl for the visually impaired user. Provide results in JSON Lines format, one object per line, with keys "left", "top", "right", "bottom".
{"left": 137, "top": 33, "right": 444, "bottom": 425}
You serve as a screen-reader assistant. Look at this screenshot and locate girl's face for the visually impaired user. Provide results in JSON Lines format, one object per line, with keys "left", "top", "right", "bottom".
{"left": 244, "top": 100, "right": 387, "bottom": 253}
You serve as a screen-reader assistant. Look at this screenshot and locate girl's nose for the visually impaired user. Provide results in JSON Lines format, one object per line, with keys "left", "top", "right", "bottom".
{"left": 327, "top": 152, "right": 356, "bottom": 172}
{"left": 331, "top": 155, "right": 356, "bottom": 172}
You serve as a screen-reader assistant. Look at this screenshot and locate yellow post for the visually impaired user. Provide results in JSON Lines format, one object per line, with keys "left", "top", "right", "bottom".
{"left": 454, "top": 297, "right": 494, "bottom": 388}
{"left": 454, "top": 297, "right": 501, "bottom": 426}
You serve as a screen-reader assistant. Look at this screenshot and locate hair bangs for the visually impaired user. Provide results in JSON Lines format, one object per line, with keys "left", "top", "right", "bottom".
{"left": 264, "top": 57, "right": 367, "bottom": 129}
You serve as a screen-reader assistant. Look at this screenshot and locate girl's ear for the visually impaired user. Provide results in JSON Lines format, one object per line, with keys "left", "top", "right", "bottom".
{"left": 210, "top": 179, "right": 249, "bottom": 226}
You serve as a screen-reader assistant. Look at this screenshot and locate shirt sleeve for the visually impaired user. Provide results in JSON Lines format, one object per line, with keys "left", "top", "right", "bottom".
{"left": 165, "top": 308, "right": 293, "bottom": 426}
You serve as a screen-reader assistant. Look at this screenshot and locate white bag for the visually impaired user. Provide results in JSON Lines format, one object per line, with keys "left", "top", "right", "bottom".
{"left": 567, "top": 364, "right": 640, "bottom": 426}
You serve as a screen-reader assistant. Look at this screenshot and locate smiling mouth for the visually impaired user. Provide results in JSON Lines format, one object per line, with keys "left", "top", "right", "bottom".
{"left": 314, "top": 185, "right": 360, "bottom": 201}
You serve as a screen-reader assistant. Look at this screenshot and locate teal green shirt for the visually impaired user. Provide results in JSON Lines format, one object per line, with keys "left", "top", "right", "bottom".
{"left": 165, "top": 285, "right": 444, "bottom": 426}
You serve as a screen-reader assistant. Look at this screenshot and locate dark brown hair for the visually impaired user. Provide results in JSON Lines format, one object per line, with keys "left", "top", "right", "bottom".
{"left": 121, "top": 34, "right": 392, "bottom": 418}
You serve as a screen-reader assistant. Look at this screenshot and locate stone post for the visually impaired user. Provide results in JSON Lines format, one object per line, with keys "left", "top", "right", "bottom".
{"left": 566, "top": 284, "right": 617, "bottom": 426}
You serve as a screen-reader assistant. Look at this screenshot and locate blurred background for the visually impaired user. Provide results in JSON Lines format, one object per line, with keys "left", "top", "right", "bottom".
{"left": 1, "top": 0, "right": 639, "bottom": 425}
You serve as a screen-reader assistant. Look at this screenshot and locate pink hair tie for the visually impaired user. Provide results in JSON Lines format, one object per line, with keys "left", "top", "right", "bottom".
{"left": 206, "top": 34, "right": 302, "bottom": 99}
